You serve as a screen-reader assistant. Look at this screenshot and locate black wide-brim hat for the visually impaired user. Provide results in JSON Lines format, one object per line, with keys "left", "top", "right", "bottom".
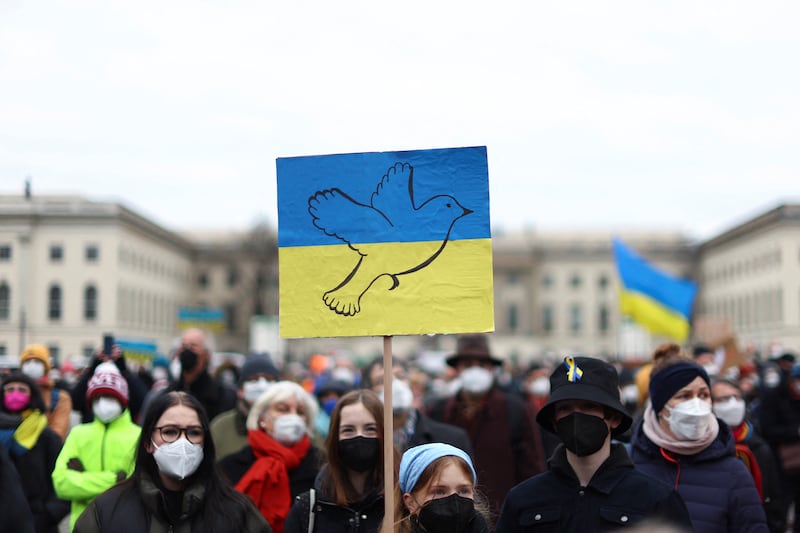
{"left": 536, "top": 356, "right": 632, "bottom": 436}
{"left": 445, "top": 334, "right": 503, "bottom": 368}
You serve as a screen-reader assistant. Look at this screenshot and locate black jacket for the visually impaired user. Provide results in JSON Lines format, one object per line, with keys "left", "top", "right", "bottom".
{"left": 496, "top": 443, "right": 693, "bottom": 532}
{"left": 218, "top": 443, "right": 323, "bottom": 499}
{"left": 74, "top": 472, "right": 271, "bottom": 533}
{"left": 9, "top": 426, "right": 69, "bottom": 533}
{"left": 0, "top": 445, "right": 34, "bottom": 533}
{"left": 284, "top": 469, "right": 384, "bottom": 533}
{"left": 407, "top": 410, "right": 474, "bottom": 456}
{"left": 166, "top": 371, "right": 237, "bottom": 421}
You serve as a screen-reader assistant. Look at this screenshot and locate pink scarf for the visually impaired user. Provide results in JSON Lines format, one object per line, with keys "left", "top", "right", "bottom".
{"left": 642, "top": 404, "right": 718, "bottom": 456}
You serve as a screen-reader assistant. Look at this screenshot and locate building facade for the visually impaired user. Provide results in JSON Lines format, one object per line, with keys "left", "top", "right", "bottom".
{"left": 0, "top": 194, "right": 797, "bottom": 367}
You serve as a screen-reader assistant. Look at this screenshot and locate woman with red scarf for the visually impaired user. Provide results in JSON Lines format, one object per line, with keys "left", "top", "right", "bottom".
{"left": 219, "top": 381, "right": 323, "bottom": 533}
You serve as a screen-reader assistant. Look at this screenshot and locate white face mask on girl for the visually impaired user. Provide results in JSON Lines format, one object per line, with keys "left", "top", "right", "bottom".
{"left": 93, "top": 397, "right": 123, "bottom": 423}
{"left": 665, "top": 397, "right": 712, "bottom": 440}
{"left": 460, "top": 366, "right": 494, "bottom": 394}
{"left": 152, "top": 438, "right": 204, "bottom": 480}
{"left": 270, "top": 414, "right": 307, "bottom": 446}
{"left": 713, "top": 397, "right": 746, "bottom": 428}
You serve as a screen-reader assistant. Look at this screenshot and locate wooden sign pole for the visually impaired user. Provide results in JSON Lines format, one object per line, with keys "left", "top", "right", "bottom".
{"left": 382, "top": 335, "right": 394, "bottom": 532}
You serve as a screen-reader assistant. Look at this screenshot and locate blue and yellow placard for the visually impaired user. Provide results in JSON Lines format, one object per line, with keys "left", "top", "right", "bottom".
{"left": 277, "top": 146, "right": 494, "bottom": 338}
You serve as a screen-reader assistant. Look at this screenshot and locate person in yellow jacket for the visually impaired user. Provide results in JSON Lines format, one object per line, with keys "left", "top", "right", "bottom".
{"left": 52, "top": 362, "right": 140, "bottom": 530}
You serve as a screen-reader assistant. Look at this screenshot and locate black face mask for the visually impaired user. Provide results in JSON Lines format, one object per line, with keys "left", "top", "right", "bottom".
{"left": 555, "top": 412, "right": 609, "bottom": 457}
{"left": 338, "top": 436, "right": 379, "bottom": 473}
{"left": 413, "top": 493, "right": 475, "bottom": 533}
{"left": 179, "top": 348, "right": 199, "bottom": 373}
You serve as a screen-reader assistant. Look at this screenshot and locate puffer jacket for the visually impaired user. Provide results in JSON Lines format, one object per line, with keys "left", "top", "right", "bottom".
{"left": 52, "top": 410, "right": 140, "bottom": 531}
{"left": 73, "top": 472, "right": 271, "bottom": 533}
{"left": 630, "top": 418, "right": 767, "bottom": 533}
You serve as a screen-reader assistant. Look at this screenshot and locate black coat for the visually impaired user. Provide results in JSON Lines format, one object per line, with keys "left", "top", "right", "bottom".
{"left": 166, "top": 371, "right": 237, "bottom": 421}
{"left": 407, "top": 410, "right": 474, "bottom": 457}
{"left": 284, "top": 469, "right": 384, "bottom": 533}
{"left": 496, "top": 443, "right": 693, "bottom": 532}
{"left": 0, "top": 445, "right": 34, "bottom": 533}
{"left": 10, "top": 426, "right": 70, "bottom": 533}
{"left": 218, "top": 443, "right": 323, "bottom": 499}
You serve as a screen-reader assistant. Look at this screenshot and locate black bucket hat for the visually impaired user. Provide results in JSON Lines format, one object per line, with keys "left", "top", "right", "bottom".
{"left": 445, "top": 334, "right": 503, "bottom": 368}
{"left": 536, "top": 356, "right": 632, "bottom": 436}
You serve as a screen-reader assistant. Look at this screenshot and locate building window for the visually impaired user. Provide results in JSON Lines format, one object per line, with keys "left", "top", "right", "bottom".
{"left": 598, "top": 304, "right": 609, "bottom": 334}
{"left": 48, "top": 284, "right": 62, "bottom": 320}
{"left": 541, "top": 274, "right": 554, "bottom": 289}
{"left": 84, "top": 285, "right": 98, "bottom": 320}
{"left": 0, "top": 344, "right": 6, "bottom": 355}
{"left": 82, "top": 345, "right": 95, "bottom": 358}
{"left": 0, "top": 283, "right": 9, "bottom": 320}
{"left": 227, "top": 267, "right": 239, "bottom": 288}
{"left": 569, "top": 274, "right": 582, "bottom": 289}
{"left": 50, "top": 245, "right": 64, "bottom": 262}
{"left": 225, "top": 303, "right": 237, "bottom": 332}
{"left": 542, "top": 304, "right": 554, "bottom": 333}
{"left": 85, "top": 244, "right": 99, "bottom": 262}
{"left": 198, "top": 272, "right": 209, "bottom": 288}
{"left": 507, "top": 272, "right": 519, "bottom": 285}
{"left": 508, "top": 303, "right": 519, "bottom": 332}
{"left": 0, "top": 245, "right": 11, "bottom": 261}
{"left": 569, "top": 303, "right": 582, "bottom": 333}
{"left": 598, "top": 275, "right": 609, "bottom": 289}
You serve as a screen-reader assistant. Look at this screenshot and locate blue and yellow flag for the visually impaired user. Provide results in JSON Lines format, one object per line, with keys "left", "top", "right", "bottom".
{"left": 277, "top": 146, "right": 494, "bottom": 338}
{"left": 612, "top": 237, "right": 697, "bottom": 342}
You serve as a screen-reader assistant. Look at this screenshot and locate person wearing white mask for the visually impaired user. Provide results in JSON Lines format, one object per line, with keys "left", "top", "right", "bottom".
{"left": 210, "top": 354, "right": 281, "bottom": 459}
{"left": 19, "top": 343, "right": 73, "bottom": 440}
{"left": 219, "top": 381, "right": 321, "bottom": 533}
{"left": 361, "top": 355, "right": 473, "bottom": 455}
{"left": 630, "top": 343, "right": 768, "bottom": 533}
{"left": 74, "top": 391, "right": 270, "bottom": 533}
{"left": 712, "top": 378, "right": 785, "bottom": 532}
{"left": 426, "top": 334, "right": 545, "bottom": 516}
{"left": 53, "top": 362, "right": 140, "bottom": 531}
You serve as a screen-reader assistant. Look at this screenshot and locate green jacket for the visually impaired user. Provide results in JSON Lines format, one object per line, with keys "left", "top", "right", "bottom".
{"left": 209, "top": 405, "right": 248, "bottom": 461}
{"left": 52, "top": 410, "right": 140, "bottom": 531}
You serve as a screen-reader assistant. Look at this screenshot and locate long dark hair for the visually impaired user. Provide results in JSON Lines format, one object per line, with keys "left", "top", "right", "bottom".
{"left": 324, "top": 389, "right": 398, "bottom": 506}
{"left": 0, "top": 373, "right": 46, "bottom": 413}
{"left": 131, "top": 391, "right": 257, "bottom": 531}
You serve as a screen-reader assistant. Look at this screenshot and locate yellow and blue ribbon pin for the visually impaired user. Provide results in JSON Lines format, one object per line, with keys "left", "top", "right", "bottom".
{"left": 564, "top": 356, "right": 583, "bottom": 382}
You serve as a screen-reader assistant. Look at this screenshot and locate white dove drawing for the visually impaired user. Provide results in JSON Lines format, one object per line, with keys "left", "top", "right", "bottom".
{"left": 307, "top": 162, "right": 472, "bottom": 316}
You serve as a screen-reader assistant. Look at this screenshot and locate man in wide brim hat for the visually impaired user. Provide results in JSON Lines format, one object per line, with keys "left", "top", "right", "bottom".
{"left": 445, "top": 333, "right": 503, "bottom": 368}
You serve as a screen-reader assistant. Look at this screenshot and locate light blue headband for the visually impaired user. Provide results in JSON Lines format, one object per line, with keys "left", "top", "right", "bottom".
{"left": 398, "top": 443, "right": 477, "bottom": 494}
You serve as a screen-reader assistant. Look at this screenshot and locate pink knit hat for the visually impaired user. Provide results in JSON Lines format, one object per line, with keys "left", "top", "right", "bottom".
{"left": 87, "top": 362, "right": 129, "bottom": 407}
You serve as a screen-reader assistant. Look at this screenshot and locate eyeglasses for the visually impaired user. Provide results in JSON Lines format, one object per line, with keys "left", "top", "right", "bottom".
{"left": 153, "top": 425, "right": 205, "bottom": 444}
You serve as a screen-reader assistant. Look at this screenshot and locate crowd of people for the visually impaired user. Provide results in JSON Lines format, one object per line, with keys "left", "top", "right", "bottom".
{"left": 1, "top": 328, "right": 799, "bottom": 533}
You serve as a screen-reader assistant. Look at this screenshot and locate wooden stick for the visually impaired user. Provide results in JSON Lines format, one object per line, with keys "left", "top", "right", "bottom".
{"left": 382, "top": 335, "right": 394, "bottom": 533}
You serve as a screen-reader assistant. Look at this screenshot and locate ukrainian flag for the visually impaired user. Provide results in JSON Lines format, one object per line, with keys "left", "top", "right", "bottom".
{"left": 277, "top": 146, "right": 494, "bottom": 338}
{"left": 612, "top": 237, "right": 697, "bottom": 341}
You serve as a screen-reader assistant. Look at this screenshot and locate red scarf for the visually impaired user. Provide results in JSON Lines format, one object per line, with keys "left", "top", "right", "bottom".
{"left": 235, "top": 429, "right": 311, "bottom": 533}
{"left": 732, "top": 422, "right": 764, "bottom": 500}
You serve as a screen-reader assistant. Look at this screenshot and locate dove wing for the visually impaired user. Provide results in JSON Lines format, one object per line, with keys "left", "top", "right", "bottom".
{"left": 308, "top": 188, "right": 389, "bottom": 245}
{"left": 369, "top": 162, "right": 415, "bottom": 225}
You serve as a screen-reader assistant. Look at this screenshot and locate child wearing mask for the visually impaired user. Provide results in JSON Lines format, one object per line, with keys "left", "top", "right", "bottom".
{"left": 219, "top": 381, "right": 323, "bottom": 533}
{"left": 52, "top": 363, "right": 140, "bottom": 530}
{"left": 0, "top": 373, "right": 69, "bottom": 533}
{"left": 391, "top": 443, "right": 489, "bottom": 533}
{"left": 630, "top": 343, "right": 768, "bottom": 532}
{"left": 284, "top": 389, "right": 397, "bottom": 533}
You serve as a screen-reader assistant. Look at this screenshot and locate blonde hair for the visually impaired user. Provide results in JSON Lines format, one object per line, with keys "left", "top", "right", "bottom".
{"left": 246, "top": 380, "right": 318, "bottom": 432}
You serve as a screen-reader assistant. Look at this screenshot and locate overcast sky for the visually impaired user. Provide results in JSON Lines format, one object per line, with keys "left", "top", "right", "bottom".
{"left": 1, "top": 1, "right": 798, "bottom": 242}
